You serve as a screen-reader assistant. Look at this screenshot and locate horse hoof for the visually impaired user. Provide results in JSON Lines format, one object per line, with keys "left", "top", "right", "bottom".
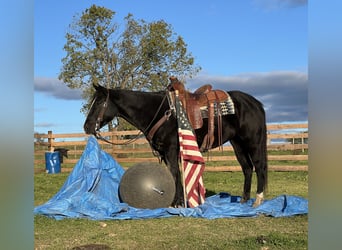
{"left": 240, "top": 198, "right": 248, "bottom": 204}
{"left": 252, "top": 192, "right": 264, "bottom": 208}
{"left": 171, "top": 199, "right": 184, "bottom": 208}
{"left": 240, "top": 193, "right": 250, "bottom": 204}
{"left": 252, "top": 202, "right": 260, "bottom": 208}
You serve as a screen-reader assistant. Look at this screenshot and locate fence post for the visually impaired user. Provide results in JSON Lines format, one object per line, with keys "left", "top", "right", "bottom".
{"left": 267, "top": 131, "right": 271, "bottom": 145}
{"left": 48, "top": 130, "right": 54, "bottom": 152}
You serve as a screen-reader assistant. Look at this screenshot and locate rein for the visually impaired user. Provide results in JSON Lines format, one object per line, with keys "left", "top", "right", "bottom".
{"left": 96, "top": 132, "right": 143, "bottom": 145}
{"left": 95, "top": 90, "right": 171, "bottom": 146}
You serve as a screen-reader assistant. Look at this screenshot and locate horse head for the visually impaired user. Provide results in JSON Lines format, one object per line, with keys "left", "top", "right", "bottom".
{"left": 83, "top": 83, "right": 118, "bottom": 135}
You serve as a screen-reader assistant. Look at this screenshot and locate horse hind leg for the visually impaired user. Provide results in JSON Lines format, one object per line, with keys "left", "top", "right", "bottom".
{"left": 249, "top": 144, "right": 268, "bottom": 208}
{"left": 231, "top": 141, "right": 253, "bottom": 204}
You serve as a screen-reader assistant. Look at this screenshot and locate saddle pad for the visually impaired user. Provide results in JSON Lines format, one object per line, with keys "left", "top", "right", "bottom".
{"left": 200, "top": 95, "right": 235, "bottom": 118}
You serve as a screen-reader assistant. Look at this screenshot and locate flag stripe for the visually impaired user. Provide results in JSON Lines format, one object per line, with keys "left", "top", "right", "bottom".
{"left": 185, "top": 165, "right": 201, "bottom": 192}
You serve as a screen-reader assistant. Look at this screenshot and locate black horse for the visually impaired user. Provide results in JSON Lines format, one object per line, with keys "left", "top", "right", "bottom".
{"left": 84, "top": 82, "right": 268, "bottom": 207}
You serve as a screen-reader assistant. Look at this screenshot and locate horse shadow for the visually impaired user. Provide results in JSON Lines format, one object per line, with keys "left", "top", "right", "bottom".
{"left": 205, "top": 189, "right": 217, "bottom": 197}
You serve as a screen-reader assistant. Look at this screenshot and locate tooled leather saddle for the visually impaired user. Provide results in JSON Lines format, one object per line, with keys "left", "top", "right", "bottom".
{"left": 168, "top": 76, "right": 233, "bottom": 152}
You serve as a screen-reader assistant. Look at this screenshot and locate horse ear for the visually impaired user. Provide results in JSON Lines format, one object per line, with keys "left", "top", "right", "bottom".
{"left": 93, "top": 82, "right": 99, "bottom": 89}
{"left": 92, "top": 83, "right": 108, "bottom": 96}
{"left": 93, "top": 82, "right": 105, "bottom": 92}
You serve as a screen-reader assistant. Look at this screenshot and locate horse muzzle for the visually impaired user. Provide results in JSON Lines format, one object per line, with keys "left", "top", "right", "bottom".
{"left": 84, "top": 122, "right": 96, "bottom": 135}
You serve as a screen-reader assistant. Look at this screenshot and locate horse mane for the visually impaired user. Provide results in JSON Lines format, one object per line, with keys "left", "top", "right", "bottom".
{"left": 111, "top": 88, "right": 166, "bottom": 96}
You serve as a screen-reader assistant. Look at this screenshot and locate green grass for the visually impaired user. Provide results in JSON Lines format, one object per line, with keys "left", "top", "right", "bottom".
{"left": 34, "top": 171, "right": 308, "bottom": 249}
{"left": 35, "top": 215, "right": 307, "bottom": 249}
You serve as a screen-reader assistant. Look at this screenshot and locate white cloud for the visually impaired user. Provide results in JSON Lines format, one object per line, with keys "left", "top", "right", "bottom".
{"left": 34, "top": 71, "right": 308, "bottom": 124}
{"left": 34, "top": 77, "right": 82, "bottom": 100}
{"left": 186, "top": 70, "right": 307, "bottom": 123}
{"left": 34, "top": 122, "right": 56, "bottom": 128}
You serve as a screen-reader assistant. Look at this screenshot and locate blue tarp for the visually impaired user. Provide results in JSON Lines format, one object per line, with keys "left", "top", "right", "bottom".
{"left": 34, "top": 135, "right": 308, "bottom": 220}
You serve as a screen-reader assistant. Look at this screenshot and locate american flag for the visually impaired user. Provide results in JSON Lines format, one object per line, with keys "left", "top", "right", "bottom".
{"left": 175, "top": 95, "right": 206, "bottom": 207}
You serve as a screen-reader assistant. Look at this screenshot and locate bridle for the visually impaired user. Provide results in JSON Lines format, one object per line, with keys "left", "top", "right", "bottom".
{"left": 94, "top": 88, "right": 110, "bottom": 133}
{"left": 93, "top": 88, "right": 172, "bottom": 146}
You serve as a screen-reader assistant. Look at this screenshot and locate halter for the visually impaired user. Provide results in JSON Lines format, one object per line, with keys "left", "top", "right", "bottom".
{"left": 94, "top": 88, "right": 110, "bottom": 133}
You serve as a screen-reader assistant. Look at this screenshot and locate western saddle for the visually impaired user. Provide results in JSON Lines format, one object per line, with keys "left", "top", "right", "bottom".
{"left": 168, "top": 76, "right": 229, "bottom": 151}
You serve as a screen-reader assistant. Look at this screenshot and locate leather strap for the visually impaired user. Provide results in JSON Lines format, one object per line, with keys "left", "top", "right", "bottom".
{"left": 147, "top": 110, "right": 172, "bottom": 141}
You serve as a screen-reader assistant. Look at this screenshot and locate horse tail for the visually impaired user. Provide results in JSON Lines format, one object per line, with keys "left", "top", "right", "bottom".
{"left": 261, "top": 112, "right": 268, "bottom": 193}
{"left": 263, "top": 134, "right": 268, "bottom": 194}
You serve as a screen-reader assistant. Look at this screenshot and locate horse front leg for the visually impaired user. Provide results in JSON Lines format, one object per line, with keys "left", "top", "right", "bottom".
{"left": 164, "top": 147, "right": 184, "bottom": 207}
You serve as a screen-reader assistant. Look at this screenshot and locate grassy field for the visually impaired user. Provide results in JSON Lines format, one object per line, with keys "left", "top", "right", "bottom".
{"left": 34, "top": 170, "right": 308, "bottom": 249}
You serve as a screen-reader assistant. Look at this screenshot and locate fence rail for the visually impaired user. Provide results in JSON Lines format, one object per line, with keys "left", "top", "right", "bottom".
{"left": 34, "top": 123, "right": 308, "bottom": 172}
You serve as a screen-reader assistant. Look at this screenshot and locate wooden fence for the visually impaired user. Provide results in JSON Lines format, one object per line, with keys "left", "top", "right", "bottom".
{"left": 34, "top": 123, "right": 308, "bottom": 173}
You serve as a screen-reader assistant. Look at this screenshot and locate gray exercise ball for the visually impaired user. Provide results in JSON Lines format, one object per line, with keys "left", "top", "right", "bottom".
{"left": 119, "top": 162, "right": 176, "bottom": 209}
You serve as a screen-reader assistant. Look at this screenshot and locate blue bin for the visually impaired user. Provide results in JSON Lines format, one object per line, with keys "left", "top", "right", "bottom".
{"left": 45, "top": 151, "right": 61, "bottom": 174}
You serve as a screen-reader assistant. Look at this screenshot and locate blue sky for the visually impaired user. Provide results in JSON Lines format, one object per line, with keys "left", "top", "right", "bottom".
{"left": 34, "top": 0, "right": 307, "bottom": 134}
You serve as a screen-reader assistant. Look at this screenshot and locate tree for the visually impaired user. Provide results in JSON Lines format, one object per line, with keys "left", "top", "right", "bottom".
{"left": 59, "top": 4, "right": 201, "bottom": 119}
{"left": 34, "top": 132, "right": 46, "bottom": 145}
